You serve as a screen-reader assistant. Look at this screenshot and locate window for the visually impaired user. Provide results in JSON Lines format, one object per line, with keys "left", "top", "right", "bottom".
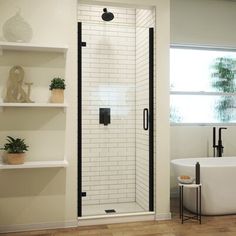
{"left": 170, "top": 46, "right": 236, "bottom": 124}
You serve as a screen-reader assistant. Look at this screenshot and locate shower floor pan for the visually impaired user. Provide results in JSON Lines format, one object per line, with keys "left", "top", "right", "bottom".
{"left": 82, "top": 202, "right": 145, "bottom": 216}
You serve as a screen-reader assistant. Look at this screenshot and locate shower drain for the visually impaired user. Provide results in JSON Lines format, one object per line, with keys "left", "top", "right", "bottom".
{"left": 105, "top": 209, "right": 116, "bottom": 213}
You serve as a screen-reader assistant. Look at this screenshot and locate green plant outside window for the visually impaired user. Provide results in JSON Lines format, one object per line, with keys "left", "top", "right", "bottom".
{"left": 170, "top": 47, "right": 236, "bottom": 123}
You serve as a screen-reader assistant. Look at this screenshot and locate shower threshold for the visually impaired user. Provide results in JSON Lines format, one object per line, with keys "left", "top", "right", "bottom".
{"left": 78, "top": 211, "right": 155, "bottom": 226}
{"left": 82, "top": 202, "right": 146, "bottom": 216}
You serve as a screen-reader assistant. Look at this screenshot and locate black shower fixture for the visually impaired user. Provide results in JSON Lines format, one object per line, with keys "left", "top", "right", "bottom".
{"left": 101, "top": 8, "right": 114, "bottom": 21}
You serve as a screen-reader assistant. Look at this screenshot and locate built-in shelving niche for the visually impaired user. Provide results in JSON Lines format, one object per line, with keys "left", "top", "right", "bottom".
{"left": 0, "top": 41, "right": 68, "bottom": 169}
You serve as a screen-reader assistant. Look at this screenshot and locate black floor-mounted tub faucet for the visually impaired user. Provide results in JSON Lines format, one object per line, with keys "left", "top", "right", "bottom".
{"left": 213, "top": 127, "right": 227, "bottom": 157}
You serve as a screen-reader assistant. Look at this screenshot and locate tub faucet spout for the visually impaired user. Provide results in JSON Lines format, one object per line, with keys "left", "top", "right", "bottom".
{"left": 213, "top": 127, "right": 227, "bottom": 157}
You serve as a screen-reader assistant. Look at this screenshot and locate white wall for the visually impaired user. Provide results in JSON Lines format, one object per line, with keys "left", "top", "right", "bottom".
{"left": 170, "top": 0, "right": 236, "bottom": 193}
{"left": 0, "top": 0, "right": 77, "bottom": 230}
{"left": 171, "top": 0, "right": 236, "bottom": 47}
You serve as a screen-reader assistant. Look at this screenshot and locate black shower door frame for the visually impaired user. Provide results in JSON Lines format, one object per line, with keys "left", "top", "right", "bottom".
{"left": 77, "top": 22, "right": 154, "bottom": 217}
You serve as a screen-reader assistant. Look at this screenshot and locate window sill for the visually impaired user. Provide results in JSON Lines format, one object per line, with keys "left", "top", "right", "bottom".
{"left": 170, "top": 122, "right": 236, "bottom": 126}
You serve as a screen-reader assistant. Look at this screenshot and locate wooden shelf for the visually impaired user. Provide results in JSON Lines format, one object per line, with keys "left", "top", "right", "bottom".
{"left": 0, "top": 102, "right": 68, "bottom": 108}
{"left": 0, "top": 160, "right": 68, "bottom": 169}
{"left": 0, "top": 41, "right": 68, "bottom": 53}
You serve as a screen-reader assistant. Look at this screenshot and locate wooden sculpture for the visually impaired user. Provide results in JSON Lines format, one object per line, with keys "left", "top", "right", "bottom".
{"left": 4, "top": 65, "right": 33, "bottom": 103}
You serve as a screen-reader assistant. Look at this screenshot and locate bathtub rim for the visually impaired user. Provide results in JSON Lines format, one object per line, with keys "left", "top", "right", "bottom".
{"left": 171, "top": 156, "right": 236, "bottom": 167}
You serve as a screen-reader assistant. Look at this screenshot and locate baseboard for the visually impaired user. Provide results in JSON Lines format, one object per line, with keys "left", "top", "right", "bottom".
{"left": 155, "top": 212, "right": 172, "bottom": 220}
{"left": 78, "top": 212, "right": 155, "bottom": 226}
{"left": 0, "top": 220, "right": 78, "bottom": 234}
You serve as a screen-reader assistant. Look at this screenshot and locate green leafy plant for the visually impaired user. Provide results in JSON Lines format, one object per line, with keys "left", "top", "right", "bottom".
{"left": 170, "top": 106, "right": 183, "bottom": 123}
{"left": 211, "top": 57, "right": 236, "bottom": 93}
{"left": 211, "top": 57, "right": 236, "bottom": 122}
{"left": 49, "top": 77, "right": 66, "bottom": 90}
{"left": 214, "top": 97, "right": 234, "bottom": 122}
{"left": 1, "top": 136, "right": 29, "bottom": 153}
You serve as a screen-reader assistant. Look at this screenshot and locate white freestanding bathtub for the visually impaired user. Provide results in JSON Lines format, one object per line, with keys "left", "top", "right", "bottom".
{"left": 171, "top": 157, "right": 236, "bottom": 215}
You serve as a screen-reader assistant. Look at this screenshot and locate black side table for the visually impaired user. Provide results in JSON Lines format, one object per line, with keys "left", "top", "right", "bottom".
{"left": 179, "top": 183, "right": 202, "bottom": 224}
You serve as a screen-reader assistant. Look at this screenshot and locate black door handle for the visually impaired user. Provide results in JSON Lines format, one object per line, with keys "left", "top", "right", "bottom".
{"left": 143, "top": 108, "right": 149, "bottom": 130}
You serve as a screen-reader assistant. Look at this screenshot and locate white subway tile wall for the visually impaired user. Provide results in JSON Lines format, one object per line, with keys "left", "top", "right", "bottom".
{"left": 78, "top": 4, "right": 136, "bottom": 206}
{"left": 78, "top": 4, "right": 155, "bottom": 212}
{"left": 135, "top": 9, "right": 155, "bottom": 211}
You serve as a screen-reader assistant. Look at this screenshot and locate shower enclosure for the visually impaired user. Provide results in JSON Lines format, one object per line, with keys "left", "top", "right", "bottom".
{"left": 78, "top": 3, "right": 155, "bottom": 217}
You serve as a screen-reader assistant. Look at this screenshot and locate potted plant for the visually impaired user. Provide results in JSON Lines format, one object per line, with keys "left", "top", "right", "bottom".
{"left": 1, "top": 136, "right": 29, "bottom": 164}
{"left": 49, "top": 77, "right": 66, "bottom": 103}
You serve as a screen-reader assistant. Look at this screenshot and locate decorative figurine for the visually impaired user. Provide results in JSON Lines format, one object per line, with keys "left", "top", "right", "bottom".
{"left": 4, "top": 65, "right": 34, "bottom": 103}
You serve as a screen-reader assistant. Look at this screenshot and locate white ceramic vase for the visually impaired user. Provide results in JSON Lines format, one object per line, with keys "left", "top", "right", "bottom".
{"left": 3, "top": 10, "right": 33, "bottom": 43}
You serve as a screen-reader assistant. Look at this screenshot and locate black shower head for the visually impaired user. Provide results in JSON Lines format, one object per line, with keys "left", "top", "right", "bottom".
{"left": 102, "top": 8, "right": 114, "bottom": 21}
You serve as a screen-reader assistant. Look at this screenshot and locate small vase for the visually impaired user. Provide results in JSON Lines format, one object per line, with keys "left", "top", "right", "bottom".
{"left": 51, "top": 89, "right": 64, "bottom": 103}
{"left": 3, "top": 10, "right": 33, "bottom": 43}
{"left": 6, "top": 153, "right": 25, "bottom": 165}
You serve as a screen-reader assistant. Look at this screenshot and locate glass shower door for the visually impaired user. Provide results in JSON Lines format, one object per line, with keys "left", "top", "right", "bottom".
{"left": 135, "top": 27, "right": 154, "bottom": 212}
{"left": 78, "top": 22, "right": 154, "bottom": 217}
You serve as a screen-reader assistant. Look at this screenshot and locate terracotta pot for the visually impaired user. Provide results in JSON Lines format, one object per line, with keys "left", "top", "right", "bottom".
{"left": 6, "top": 153, "right": 25, "bottom": 165}
{"left": 51, "top": 89, "right": 64, "bottom": 103}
